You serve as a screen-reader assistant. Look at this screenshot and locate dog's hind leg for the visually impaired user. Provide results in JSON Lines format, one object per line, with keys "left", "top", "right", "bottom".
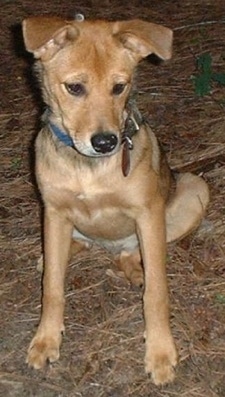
{"left": 166, "top": 172, "right": 209, "bottom": 243}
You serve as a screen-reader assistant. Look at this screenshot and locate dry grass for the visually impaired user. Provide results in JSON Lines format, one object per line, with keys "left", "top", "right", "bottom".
{"left": 0, "top": 1, "right": 225, "bottom": 396}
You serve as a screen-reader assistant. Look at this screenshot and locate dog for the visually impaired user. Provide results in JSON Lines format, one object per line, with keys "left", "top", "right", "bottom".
{"left": 22, "top": 15, "right": 209, "bottom": 385}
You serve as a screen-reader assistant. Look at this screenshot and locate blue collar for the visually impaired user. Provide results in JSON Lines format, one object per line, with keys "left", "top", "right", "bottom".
{"left": 49, "top": 122, "right": 74, "bottom": 147}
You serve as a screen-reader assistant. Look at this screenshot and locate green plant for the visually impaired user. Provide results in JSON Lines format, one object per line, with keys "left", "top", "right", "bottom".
{"left": 11, "top": 157, "right": 22, "bottom": 170}
{"left": 192, "top": 53, "right": 225, "bottom": 96}
{"left": 215, "top": 293, "right": 225, "bottom": 305}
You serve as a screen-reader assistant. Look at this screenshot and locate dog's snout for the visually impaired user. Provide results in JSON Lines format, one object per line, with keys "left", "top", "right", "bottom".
{"left": 91, "top": 132, "right": 118, "bottom": 154}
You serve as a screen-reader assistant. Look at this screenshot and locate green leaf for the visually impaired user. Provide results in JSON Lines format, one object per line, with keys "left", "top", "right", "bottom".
{"left": 193, "top": 74, "right": 211, "bottom": 97}
{"left": 197, "top": 53, "right": 212, "bottom": 76}
{"left": 212, "top": 73, "right": 225, "bottom": 85}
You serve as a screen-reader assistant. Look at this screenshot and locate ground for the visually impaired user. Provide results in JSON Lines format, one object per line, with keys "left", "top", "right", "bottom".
{"left": 0, "top": 1, "right": 225, "bottom": 396}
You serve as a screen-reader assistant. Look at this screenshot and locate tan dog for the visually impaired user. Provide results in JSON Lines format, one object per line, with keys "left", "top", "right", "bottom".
{"left": 22, "top": 16, "right": 209, "bottom": 385}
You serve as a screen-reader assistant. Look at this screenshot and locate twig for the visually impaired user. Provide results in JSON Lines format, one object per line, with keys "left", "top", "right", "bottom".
{"left": 174, "top": 20, "right": 225, "bottom": 31}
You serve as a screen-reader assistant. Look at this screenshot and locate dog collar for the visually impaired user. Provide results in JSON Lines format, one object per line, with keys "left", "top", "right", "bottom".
{"left": 49, "top": 113, "right": 141, "bottom": 150}
{"left": 49, "top": 122, "right": 74, "bottom": 147}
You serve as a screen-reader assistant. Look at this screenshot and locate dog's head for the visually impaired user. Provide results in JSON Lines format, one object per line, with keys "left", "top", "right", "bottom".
{"left": 23, "top": 16, "right": 172, "bottom": 157}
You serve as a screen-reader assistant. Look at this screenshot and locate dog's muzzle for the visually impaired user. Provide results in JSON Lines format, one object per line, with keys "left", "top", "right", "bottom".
{"left": 47, "top": 101, "right": 142, "bottom": 176}
{"left": 91, "top": 132, "right": 118, "bottom": 154}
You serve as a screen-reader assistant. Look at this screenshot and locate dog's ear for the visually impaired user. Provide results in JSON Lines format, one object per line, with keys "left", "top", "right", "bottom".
{"left": 114, "top": 20, "right": 173, "bottom": 62}
{"left": 22, "top": 16, "right": 79, "bottom": 61}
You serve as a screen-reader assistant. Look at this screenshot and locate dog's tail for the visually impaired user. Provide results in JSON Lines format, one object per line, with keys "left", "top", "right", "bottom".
{"left": 166, "top": 172, "right": 210, "bottom": 243}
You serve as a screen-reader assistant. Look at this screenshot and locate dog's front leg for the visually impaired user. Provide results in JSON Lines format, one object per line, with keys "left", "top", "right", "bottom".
{"left": 27, "top": 206, "right": 73, "bottom": 369}
{"left": 137, "top": 199, "right": 178, "bottom": 385}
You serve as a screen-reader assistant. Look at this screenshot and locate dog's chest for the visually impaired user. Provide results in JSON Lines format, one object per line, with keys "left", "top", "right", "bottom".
{"left": 72, "top": 181, "right": 136, "bottom": 239}
{"left": 42, "top": 169, "right": 136, "bottom": 239}
{"left": 36, "top": 139, "right": 139, "bottom": 239}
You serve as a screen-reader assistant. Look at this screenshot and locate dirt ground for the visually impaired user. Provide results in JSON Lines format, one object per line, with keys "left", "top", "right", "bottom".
{"left": 1, "top": 1, "right": 225, "bottom": 396}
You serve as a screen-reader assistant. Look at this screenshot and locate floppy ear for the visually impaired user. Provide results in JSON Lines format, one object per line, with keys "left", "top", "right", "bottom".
{"left": 22, "top": 16, "right": 79, "bottom": 61}
{"left": 113, "top": 19, "right": 173, "bottom": 62}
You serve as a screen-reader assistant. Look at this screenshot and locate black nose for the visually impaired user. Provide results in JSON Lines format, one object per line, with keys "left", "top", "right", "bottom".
{"left": 91, "top": 132, "right": 118, "bottom": 154}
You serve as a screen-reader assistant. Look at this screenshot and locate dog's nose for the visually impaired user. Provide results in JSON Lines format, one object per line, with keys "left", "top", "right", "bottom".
{"left": 91, "top": 132, "right": 118, "bottom": 154}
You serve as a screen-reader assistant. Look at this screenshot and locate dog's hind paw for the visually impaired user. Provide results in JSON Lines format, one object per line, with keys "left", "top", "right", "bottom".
{"left": 115, "top": 250, "right": 144, "bottom": 287}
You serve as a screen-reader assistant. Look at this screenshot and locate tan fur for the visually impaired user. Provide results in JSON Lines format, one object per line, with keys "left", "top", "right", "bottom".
{"left": 22, "top": 16, "right": 209, "bottom": 385}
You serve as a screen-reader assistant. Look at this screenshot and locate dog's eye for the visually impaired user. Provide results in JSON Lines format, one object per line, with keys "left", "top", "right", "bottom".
{"left": 65, "top": 83, "right": 86, "bottom": 97}
{"left": 112, "top": 83, "right": 126, "bottom": 96}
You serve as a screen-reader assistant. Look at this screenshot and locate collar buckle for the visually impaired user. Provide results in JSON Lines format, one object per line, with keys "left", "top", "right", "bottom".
{"left": 122, "top": 109, "right": 141, "bottom": 149}
{"left": 121, "top": 107, "right": 142, "bottom": 177}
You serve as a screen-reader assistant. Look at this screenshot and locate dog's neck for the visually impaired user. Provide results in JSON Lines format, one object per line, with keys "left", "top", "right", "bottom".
{"left": 46, "top": 102, "right": 143, "bottom": 177}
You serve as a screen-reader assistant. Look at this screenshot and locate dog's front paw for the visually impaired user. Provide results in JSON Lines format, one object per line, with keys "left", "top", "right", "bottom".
{"left": 26, "top": 332, "right": 62, "bottom": 369}
{"left": 145, "top": 338, "right": 178, "bottom": 385}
